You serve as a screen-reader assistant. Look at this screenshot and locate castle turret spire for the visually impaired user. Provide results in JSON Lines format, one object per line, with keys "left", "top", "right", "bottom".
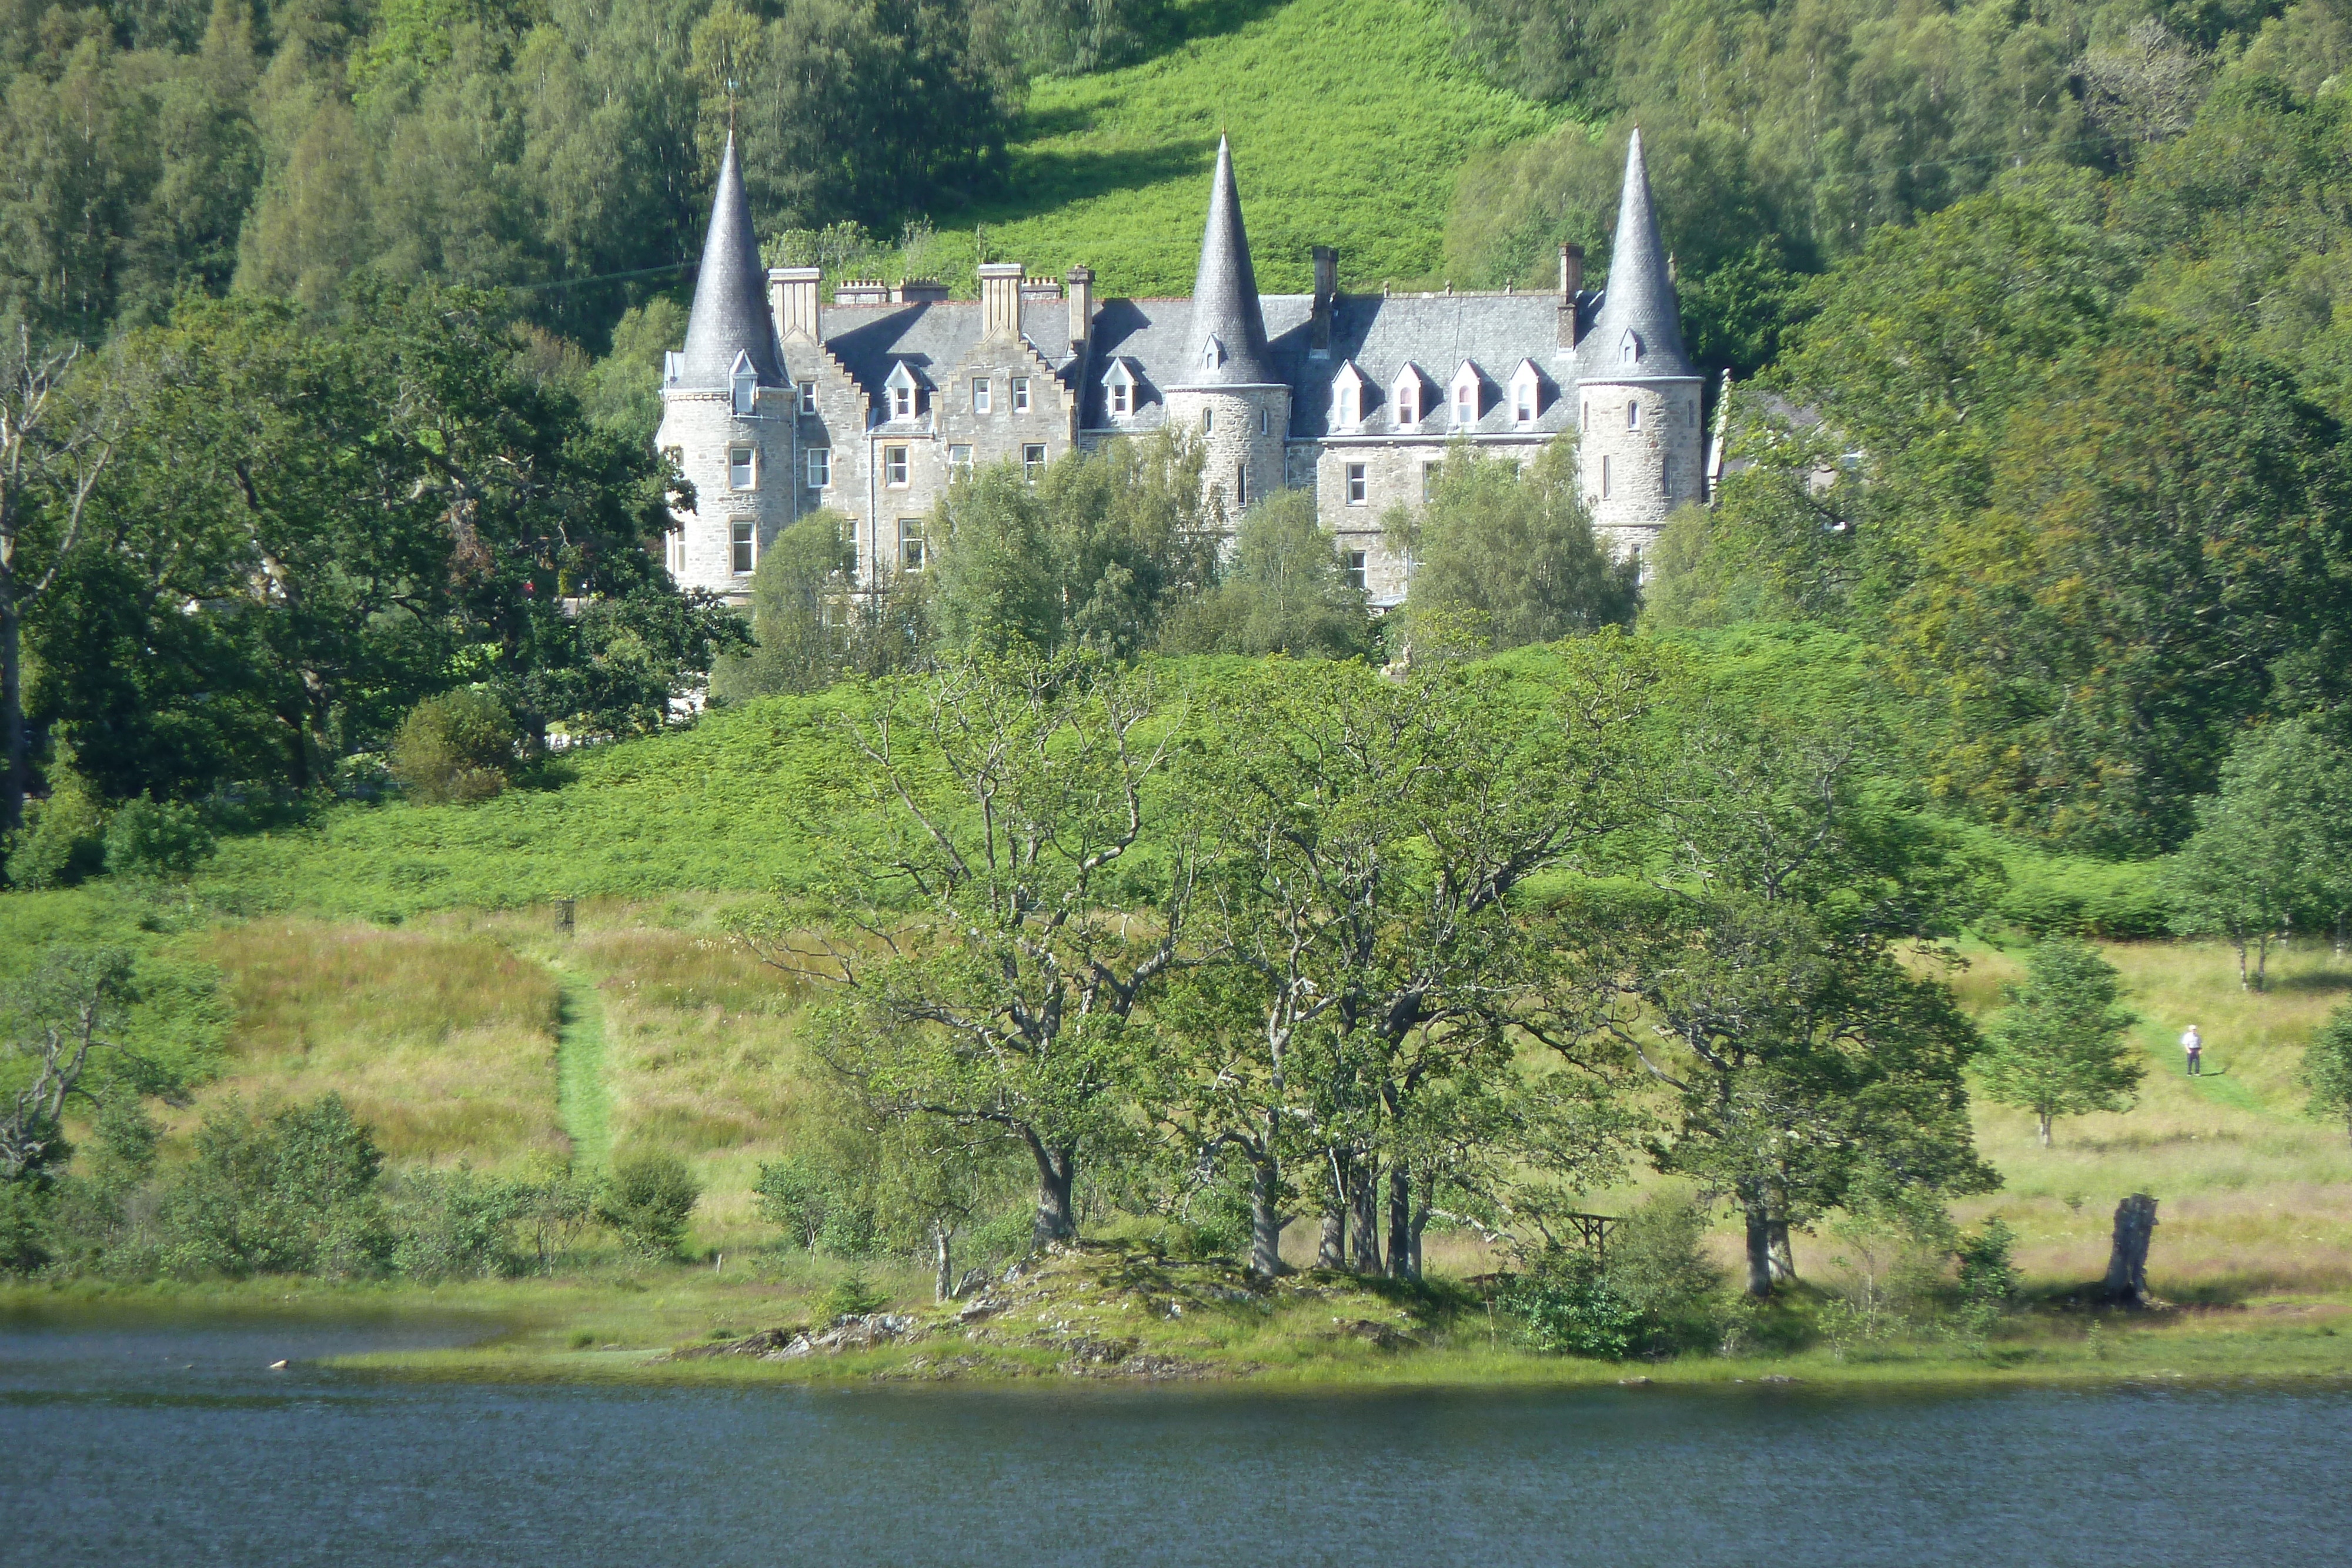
{"left": 1582, "top": 129, "right": 1695, "bottom": 380}
{"left": 676, "top": 132, "right": 783, "bottom": 389}
{"left": 1177, "top": 135, "right": 1279, "bottom": 387}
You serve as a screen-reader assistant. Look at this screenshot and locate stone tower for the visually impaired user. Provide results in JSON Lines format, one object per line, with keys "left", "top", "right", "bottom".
{"left": 656, "top": 132, "right": 794, "bottom": 603}
{"left": 1162, "top": 136, "right": 1291, "bottom": 520}
{"left": 1575, "top": 130, "right": 1705, "bottom": 564}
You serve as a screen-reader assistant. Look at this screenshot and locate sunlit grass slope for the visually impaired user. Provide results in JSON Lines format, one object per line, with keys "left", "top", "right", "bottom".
{"left": 1950, "top": 940, "right": 2352, "bottom": 1302}
{"left": 947, "top": 0, "right": 1563, "bottom": 295}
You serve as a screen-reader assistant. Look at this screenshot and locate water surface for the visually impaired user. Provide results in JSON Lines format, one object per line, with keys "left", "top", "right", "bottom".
{"left": 4, "top": 1312, "right": 2346, "bottom": 1566}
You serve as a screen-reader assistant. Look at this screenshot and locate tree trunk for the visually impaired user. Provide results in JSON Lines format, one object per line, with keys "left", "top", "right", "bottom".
{"left": 1767, "top": 1217, "right": 1796, "bottom": 1284}
{"left": 933, "top": 1221, "right": 954, "bottom": 1302}
{"left": 1349, "top": 1158, "right": 1381, "bottom": 1276}
{"left": 1743, "top": 1202, "right": 1773, "bottom": 1298}
{"left": 1385, "top": 1165, "right": 1416, "bottom": 1281}
{"left": 1315, "top": 1211, "right": 1345, "bottom": 1271}
{"left": 2103, "top": 1193, "right": 2159, "bottom": 1306}
{"left": 1248, "top": 1154, "right": 1288, "bottom": 1276}
{"left": 2254, "top": 931, "right": 2271, "bottom": 992}
{"left": 1028, "top": 1141, "right": 1077, "bottom": 1248}
{"left": 1, "top": 593, "right": 23, "bottom": 835}
{"left": 2038, "top": 1109, "right": 2053, "bottom": 1148}
{"left": 1408, "top": 1179, "right": 1430, "bottom": 1281}
{"left": 2236, "top": 938, "right": 2250, "bottom": 991}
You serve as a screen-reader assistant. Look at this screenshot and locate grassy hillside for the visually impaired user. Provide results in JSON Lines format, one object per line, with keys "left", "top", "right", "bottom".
{"left": 941, "top": 0, "right": 1564, "bottom": 295}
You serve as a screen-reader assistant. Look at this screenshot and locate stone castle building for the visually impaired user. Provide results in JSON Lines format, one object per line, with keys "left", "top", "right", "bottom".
{"left": 657, "top": 131, "right": 1704, "bottom": 610}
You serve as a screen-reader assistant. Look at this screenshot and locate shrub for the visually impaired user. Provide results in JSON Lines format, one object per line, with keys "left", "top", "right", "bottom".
{"left": 753, "top": 1153, "right": 877, "bottom": 1256}
{"left": 597, "top": 1151, "right": 699, "bottom": 1258}
{"left": 1605, "top": 1193, "right": 1729, "bottom": 1354}
{"left": 1955, "top": 1218, "right": 2019, "bottom": 1313}
{"left": 158, "top": 1095, "right": 391, "bottom": 1278}
{"left": 1502, "top": 1252, "right": 1642, "bottom": 1358}
{"left": 389, "top": 690, "right": 522, "bottom": 805}
{"left": 389, "top": 1169, "right": 529, "bottom": 1281}
{"left": 821, "top": 1270, "right": 890, "bottom": 1321}
{"left": 0, "top": 1181, "right": 55, "bottom": 1275}
{"left": 4, "top": 769, "right": 106, "bottom": 889}
{"left": 103, "top": 798, "right": 216, "bottom": 881}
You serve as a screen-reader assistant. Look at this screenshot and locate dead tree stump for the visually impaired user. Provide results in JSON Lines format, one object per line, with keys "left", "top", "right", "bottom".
{"left": 2102, "top": 1193, "right": 2159, "bottom": 1306}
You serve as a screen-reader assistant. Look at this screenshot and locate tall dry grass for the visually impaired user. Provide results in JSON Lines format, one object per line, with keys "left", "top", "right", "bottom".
{"left": 199, "top": 920, "right": 566, "bottom": 1167}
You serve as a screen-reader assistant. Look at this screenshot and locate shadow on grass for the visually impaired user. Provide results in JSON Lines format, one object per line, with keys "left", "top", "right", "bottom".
{"left": 994, "top": 136, "right": 1222, "bottom": 219}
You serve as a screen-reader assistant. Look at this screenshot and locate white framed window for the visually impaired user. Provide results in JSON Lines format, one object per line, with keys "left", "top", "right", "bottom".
{"left": 1516, "top": 390, "right": 1535, "bottom": 423}
{"left": 1345, "top": 463, "right": 1367, "bottom": 506}
{"left": 973, "top": 377, "right": 992, "bottom": 414}
{"left": 805, "top": 447, "right": 830, "bottom": 489}
{"left": 1396, "top": 382, "right": 1418, "bottom": 426}
{"left": 1627, "top": 400, "right": 1641, "bottom": 432}
{"left": 1600, "top": 454, "right": 1612, "bottom": 500}
{"left": 948, "top": 444, "right": 973, "bottom": 476}
{"left": 898, "top": 516, "right": 926, "bottom": 571}
{"left": 884, "top": 444, "right": 909, "bottom": 487}
{"left": 1013, "top": 377, "right": 1031, "bottom": 412}
{"left": 1338, "top": 386, "right": 1358, "bottom": 427}
{"left": 664, "top": 529, "right": 684, "bottom": 574}
{"left": 1022, "top": 443, "right": 1047, "bottom": 482}
{"left": 730, "top": 518, "right": 756, "bottom": 575}
{"left": 728, "top": 446, "right": 756, "bottom": 490}
{"left": 1111, "top": 382, "right": 1131, "bottom": 416}
{"left": 892, "top": 385, "right": 914, "bottom": 419}
{"left": 1202, "top": 407, "right": 1215, "bottom": 434}
{"left": 1345, "top": 550, "right": 1367, "bottom": 592}
{"left": 1454, "top": 386, "right": 1475, "bottom": 425}
{"left": 797, "top": 381, "right": 817, "bottom": 414}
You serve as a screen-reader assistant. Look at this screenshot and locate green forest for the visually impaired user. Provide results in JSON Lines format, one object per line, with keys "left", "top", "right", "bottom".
{"left": 5, "top": 0, "right": 2352, "bottom": 1376}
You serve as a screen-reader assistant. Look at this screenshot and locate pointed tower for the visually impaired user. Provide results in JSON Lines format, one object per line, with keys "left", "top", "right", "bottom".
{"left": 657, "top": 133, "right": 794, "bottom": 604}
{"left": 1575, "top": 129, "right": 1704, "bottom": 563}
{"left": 1164, "top": 136, "right": 1291, "bottom": 519}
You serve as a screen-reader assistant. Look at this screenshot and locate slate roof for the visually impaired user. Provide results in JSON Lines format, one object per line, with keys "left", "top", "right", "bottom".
{"left": 676, "top": 134, "right": 786, "bottom": 390}
{"left": 814, "top": 300, "right": 1081, "bottom": 423}
{"left": 1574, "top": 130, "right": 1699, "bottom": 384}
{"left": 1078, "top": 290, "right": 1596, "bottom": 437}
{"left": 1172, "top": 136, "right": 1281, "bottom": 389}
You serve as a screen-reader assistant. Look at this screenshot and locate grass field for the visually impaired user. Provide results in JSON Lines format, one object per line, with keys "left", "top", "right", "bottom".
{"left": 918, "top": 0, "right": 1565, "bottom": 297}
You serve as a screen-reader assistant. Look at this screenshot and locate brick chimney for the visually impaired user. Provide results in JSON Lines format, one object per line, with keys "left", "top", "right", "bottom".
{"left": 770, "top": 266, "right": 820, "bottom": 344}
{"left": 1558, "top": 243, "right": 1585, "bottom": 349}
{"left": 978, "top": 262, "right": 1024, "bottom": 343}
{"left": 1066, "top": 263, "right": 1094, "bottom": 352}
{"left": 1310, "top": 245, "right": 1338, "bottom": 357}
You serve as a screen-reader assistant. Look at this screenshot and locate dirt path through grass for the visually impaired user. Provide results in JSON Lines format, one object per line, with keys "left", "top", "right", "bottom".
{"left": 552, "top": 967, "right": 613, "bottom": 1170}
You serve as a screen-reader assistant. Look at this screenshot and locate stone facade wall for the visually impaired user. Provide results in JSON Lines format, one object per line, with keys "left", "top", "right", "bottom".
{"left": 1575, "top": 377, "right": 1703, "bottom": 563}
{"left": 1162, "top": 386, "right": 1290, "bottom": 524}
{"left": 654, "top": 386, "right": 799, "bottom": 604}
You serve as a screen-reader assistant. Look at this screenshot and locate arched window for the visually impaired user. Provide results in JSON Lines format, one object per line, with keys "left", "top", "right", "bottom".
{"left": 1626, "top": 400, "right": 1640, "bottom": 432}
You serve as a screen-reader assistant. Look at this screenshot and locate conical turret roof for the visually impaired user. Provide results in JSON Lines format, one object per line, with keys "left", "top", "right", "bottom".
{"left": 1175, "top": 136, "right": 1279, "bottom": 387}
{"left": 676, "top": 133, "right": 783, "bottom": 390}
{"left": 1582, "top": 130, "right": 1697, "bottom": 382}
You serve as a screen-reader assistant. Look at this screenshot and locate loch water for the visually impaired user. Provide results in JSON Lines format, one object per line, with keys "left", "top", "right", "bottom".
{"left": 4, "top": 1311, "right": 2348, "bottom": 1567}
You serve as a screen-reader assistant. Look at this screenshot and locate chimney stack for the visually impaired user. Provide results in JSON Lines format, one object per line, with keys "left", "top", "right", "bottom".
{"left": 978, "top": 262, "right": 1024, "bottom": 342}
{"left": 1558, "top": 243, "right": 1585, "bottom": 348}
{"left": 1066, "top": 263, "right": 1094, "bottom": 352}
{"left": 770, "top": 266, "right": 820, "bottom": 344}
{"left": 1310, "top": 245, "right": 1338, "bottom": 357}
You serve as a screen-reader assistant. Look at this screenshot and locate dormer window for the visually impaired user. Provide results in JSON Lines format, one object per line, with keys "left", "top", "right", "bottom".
{"left": 730, "top": 352, "right": 758, "bottom": 416}
{"left": 1332, "top": 362, "right": 1368, "bottom": 430}
{"left": 1509, "top": 360, "right": 1542, "bottom": 426}
{"left": 1202, "top": 336, "right": 1225, "bottom": 371}
{"left": 1393, "top": 366, "right": 1428, "bottom": 427}
{"left": 1451, "top": 363, "right": 1483, "bottom": 427}
{"left": 1619, "top": 330, "right": 1642, "bottom": 367}
{"left": 885, "top": 361, "right": 921, "bottom": 422}
{"left": 1103, "top": 359, "right": 1138, "bottom": 419}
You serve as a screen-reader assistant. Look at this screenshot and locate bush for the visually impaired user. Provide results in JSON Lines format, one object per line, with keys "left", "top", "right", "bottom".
{"left": 821, "top": 1270, "right": 890, "bottom": 1321}
{"left": 158, "top": 1095, "right": 392, "bottom": 1278}
{"left": 389, "top": 1169, "right": 529, "bottom": 1281}
{"left": 1955, "top": 1218, "right": 2019, "bottom": 1313}
{"left": 1502, "top": 1251, "right": 1642, "bottom": 1358}
{"left": 1605, "top": 1194, "right": 1728, "bottom": 1353}
{"left": 4, "top": 769, "right": 106, "bottom": 889}
{"left": 389, "top": 690, "right": 522, "bottom": 805}
{"left": 103, "top": 798, "right": 216, "bottom": 881}
{"left": 598, "top": 1151, "right": 699, "bottom": 1258}
{"left": 0, "top": 1181, "right": 55, "bottom": 1275}
{"left": 753, "top": 1152, "right": 877, "bottom": 1256}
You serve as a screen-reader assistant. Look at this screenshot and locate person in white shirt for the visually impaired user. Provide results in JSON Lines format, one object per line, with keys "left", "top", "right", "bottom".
{"left": 2181, "top": 1024, "right": 2203, "bottom": 1076}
